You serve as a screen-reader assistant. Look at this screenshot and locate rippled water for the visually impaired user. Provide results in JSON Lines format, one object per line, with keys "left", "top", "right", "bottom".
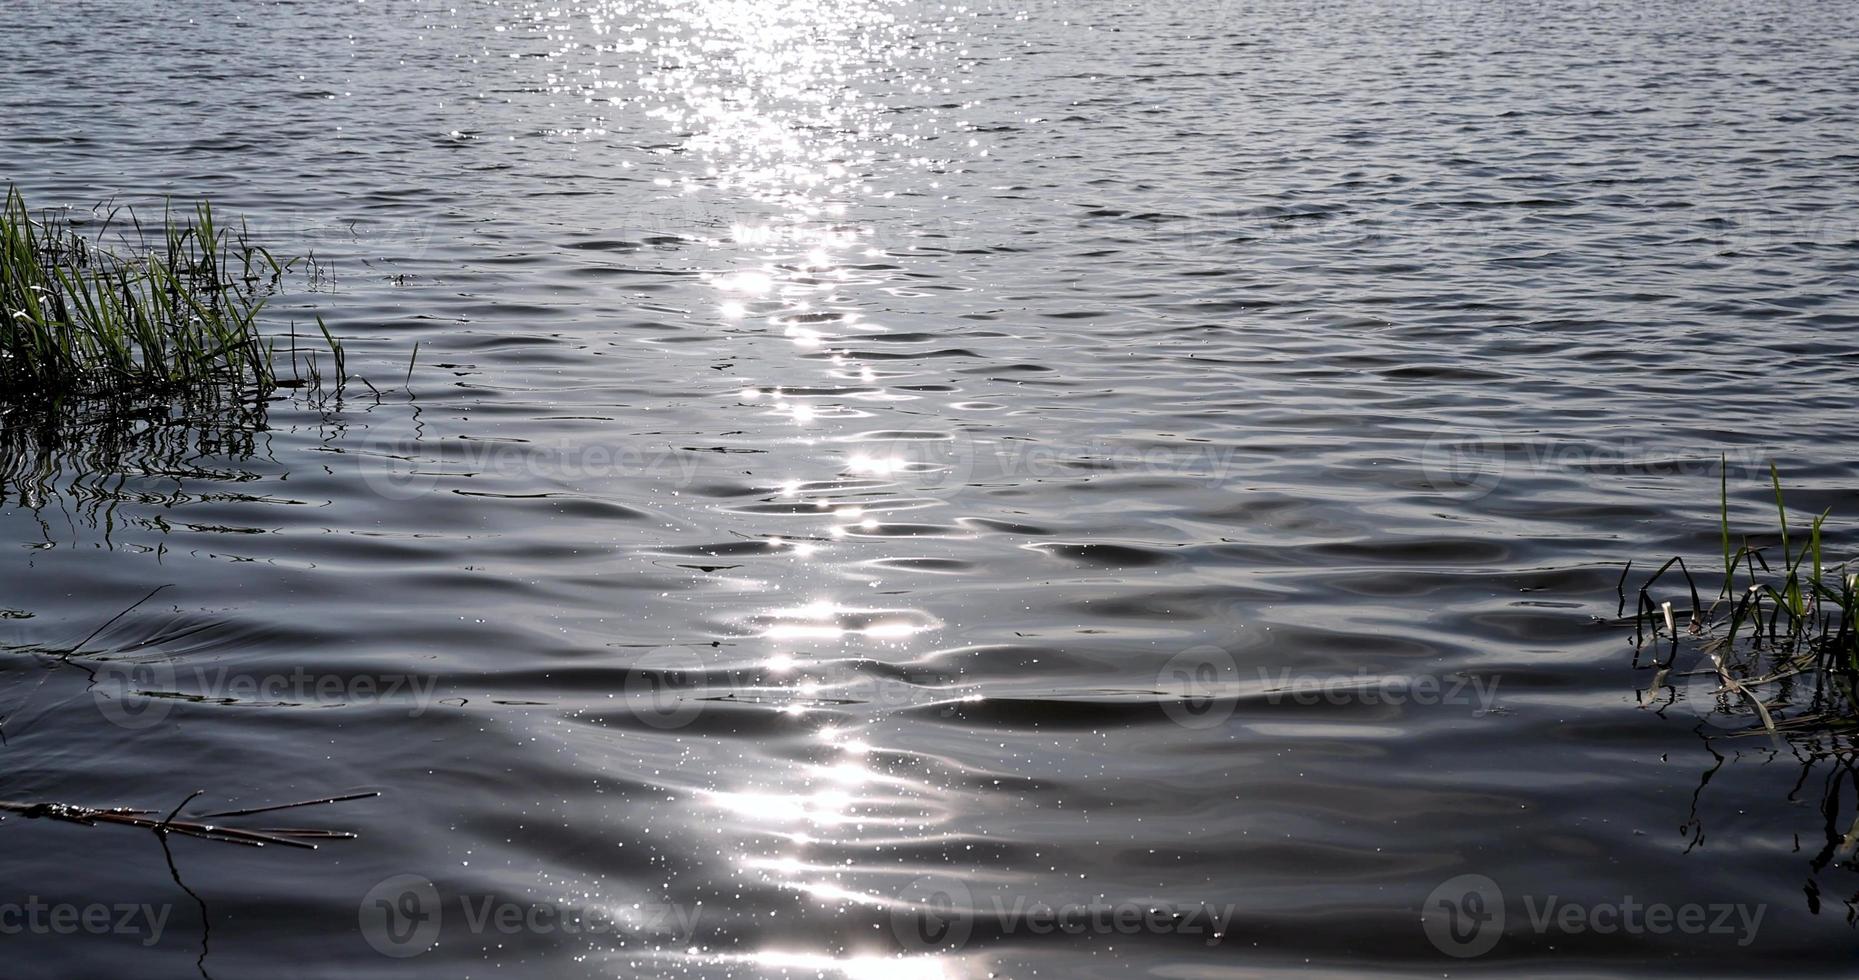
{"left": 5, "top": 0, "right": 1859, "bottom": 976}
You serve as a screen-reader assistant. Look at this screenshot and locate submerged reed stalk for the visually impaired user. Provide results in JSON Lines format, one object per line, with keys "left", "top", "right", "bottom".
{"left": 0, "top": 186, "right": 327, "bottom": 400}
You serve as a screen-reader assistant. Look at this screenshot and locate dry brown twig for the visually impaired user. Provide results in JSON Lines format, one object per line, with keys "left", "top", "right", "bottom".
{"left": 0, "top": 791, "right": 377, "bottom": 850}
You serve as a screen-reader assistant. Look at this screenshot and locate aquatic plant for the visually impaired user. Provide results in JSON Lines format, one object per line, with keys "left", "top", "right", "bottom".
{"left": 0, "top": 185, "right": 338, "bottom": 400}
{"left": 1626, "top": 462, "right": 1858, "bottom": 738}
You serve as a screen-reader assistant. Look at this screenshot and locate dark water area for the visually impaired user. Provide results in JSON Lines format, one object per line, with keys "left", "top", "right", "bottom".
{"left": 4, "top": 0, "right": 1859, "bottom": 976}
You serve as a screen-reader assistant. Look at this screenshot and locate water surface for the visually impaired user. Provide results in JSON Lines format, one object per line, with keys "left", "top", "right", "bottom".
{"left": 4, "top": 1, "right": 1859, "bottom": 976}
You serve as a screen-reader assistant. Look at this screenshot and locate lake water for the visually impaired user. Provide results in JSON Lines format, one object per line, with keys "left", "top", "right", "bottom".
{"left": 4, "top": 0, "right": 1859, "bottom": 976}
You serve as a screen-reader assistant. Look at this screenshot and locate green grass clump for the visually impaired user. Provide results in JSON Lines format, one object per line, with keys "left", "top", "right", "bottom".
{"left": 1, "top": 185, "right": 331, "bottom": 400}
{"left": 1628, "top": 461, "right": 1859, "bottom": 738}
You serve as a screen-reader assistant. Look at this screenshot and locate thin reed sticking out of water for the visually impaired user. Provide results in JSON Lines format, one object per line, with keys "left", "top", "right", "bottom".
{"left": 0, "top": 185, "right": 339, "bottom": 400}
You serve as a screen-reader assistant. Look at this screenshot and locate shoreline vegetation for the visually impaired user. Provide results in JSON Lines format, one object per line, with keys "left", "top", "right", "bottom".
{"left": 0, "top": 185, "right": 349, "bottom": 404}
{"left": 1627, "top": 462, "right": 1858, "bottom": 741}
{"left": 0, "top": 185, "right": 383, "bottom": 517}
